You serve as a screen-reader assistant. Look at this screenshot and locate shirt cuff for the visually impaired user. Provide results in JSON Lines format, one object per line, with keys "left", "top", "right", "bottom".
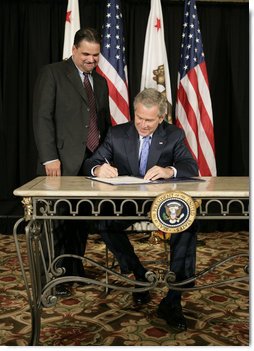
{"left": 169, "top": 166, "right": 177, "bottom": 178}
{"left": 43, "top": 159, "right": 59, "bottom": 165}
{"left": 91, "top": 165, "right": 99, "bottom": 176}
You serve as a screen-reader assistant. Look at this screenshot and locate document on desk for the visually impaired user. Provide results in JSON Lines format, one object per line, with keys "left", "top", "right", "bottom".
{"left": 86, "top": 176, "right": 205, "bottom": 185}
{"left": 86, "top": 176, "right": 151, "bottom": 185}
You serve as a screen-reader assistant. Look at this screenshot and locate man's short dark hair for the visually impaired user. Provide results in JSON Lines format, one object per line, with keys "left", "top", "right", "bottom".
{"left": 74, "top": 27, "right": 101, "bottom": 47}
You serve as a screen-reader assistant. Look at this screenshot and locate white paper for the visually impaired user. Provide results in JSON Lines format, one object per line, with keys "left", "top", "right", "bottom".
{"left": 86, "top": 176, "right": 151, "bottom": 185}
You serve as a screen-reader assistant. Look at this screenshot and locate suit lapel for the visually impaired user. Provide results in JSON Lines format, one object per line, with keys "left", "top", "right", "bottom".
{"left": 125, "top": 124, "right": 140, "bottom": 176}
{"left": 65, "top": 58, "right": 89, "bottom": 104}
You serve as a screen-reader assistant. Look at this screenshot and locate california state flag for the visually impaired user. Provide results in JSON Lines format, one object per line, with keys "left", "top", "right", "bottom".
{"left": 62, "top": 0, "right": 80, "bottom": 60}
{"left": 140, "top": 0, "right": 172, "bottom": 122}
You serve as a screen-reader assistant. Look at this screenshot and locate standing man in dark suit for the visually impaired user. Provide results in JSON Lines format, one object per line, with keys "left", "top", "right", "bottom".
{"left": 33, "top": 28, "right": 111, "bottom": 293}
{"left": 84, "top": 88, "right": 199, "bottom": 331}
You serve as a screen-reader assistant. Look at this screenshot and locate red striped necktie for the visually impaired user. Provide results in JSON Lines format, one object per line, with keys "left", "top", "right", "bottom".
{"left": 83, "top": 73, "right": 99, "bottom": 152}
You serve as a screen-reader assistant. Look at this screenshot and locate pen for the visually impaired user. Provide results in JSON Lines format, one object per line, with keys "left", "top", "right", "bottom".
{"left": 104, "top": 157, "right": 117, "bottom": 169}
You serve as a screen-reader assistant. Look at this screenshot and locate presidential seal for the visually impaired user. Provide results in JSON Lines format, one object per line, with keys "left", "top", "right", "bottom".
{"left": 151, "top": 191, "right": 197, "bottom": 233}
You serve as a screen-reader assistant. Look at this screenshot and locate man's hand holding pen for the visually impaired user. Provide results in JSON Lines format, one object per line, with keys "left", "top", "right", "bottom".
{"left": 93, "top": 158, "right": 118, "bottom": 178}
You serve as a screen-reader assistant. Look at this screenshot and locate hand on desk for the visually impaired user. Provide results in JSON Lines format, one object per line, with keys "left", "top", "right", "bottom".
{"left": 45, "top": 160, "right": 61, "bottom": 176}
{"left": 144, "top": 166, "right": 174, "bottom": 181}
{"left": 94, "top": 163, "right": 118, "bottom": 178}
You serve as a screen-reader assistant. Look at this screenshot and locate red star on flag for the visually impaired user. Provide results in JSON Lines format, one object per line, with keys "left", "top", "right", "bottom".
{"left": 154, "top": 18, "right": 161, "bottom": 31}
{"left": 63, "top": 0, "right": 80, "bottom": 59}
{"left": 66, "top": 10, "right": 71, "bottom": 23}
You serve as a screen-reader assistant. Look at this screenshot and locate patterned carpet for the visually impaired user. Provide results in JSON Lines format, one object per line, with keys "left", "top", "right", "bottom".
{"left": 0, "top": 231, "right": 249, "bottom": 346}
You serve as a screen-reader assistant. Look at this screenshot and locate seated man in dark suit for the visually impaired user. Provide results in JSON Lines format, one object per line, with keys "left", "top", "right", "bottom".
{"left": 84, "top": 88, "right": 199, "bottom": 331}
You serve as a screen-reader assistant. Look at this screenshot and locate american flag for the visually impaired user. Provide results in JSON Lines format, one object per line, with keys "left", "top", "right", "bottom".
{"left": 97, "top": 0, "right": 130, "bottom": 125}
{"left": 175, "top": 0, "right": 216, "bottom": 176}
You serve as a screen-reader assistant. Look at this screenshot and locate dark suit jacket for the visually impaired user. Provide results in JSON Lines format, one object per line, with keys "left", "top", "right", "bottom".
{"left": 84, "top": 121, "right": 199, "bottom": 177}
{"left": 33, "top": 57, "right": 111, "bottom": 175}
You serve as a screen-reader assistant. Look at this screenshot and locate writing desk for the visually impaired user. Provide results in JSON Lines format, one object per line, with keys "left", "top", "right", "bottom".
{"left": 13, "top": 176, "right": 249, "bottom": 345}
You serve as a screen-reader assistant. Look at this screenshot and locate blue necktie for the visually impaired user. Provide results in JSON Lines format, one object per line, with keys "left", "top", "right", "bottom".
{"left": 139, "top": 136, "right": 151, "bottom": 176}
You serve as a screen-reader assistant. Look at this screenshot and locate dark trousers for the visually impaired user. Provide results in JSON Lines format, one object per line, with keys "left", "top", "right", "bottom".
{"left": 56, "top": 218, "right": 88, "bottom": 277}
{"left": 97, "top": 219, "right": 198, "bottom": 304}
{"left": 165, "top": 222, "right": 198, "bottom": 305}
{"left": 39, "top": 152, "right": 93, "bottom": 284}
{"left": 97, "top": 220, "right": 147, "bottom": 279}
{"left": 39, "top": 203, "right": 88, "bottom": 286}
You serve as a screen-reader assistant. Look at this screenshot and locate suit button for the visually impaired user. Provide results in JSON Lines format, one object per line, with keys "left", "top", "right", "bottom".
{"left": 87, "top": 108, "right": 90, "bottom": 112}
{"left": 85, "top": 125, "right": 88, "bottom": 128}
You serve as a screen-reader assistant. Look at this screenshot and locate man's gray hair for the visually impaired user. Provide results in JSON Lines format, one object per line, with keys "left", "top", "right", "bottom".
{"left": 133, "top": 88, "right": 168, "bottom": 117}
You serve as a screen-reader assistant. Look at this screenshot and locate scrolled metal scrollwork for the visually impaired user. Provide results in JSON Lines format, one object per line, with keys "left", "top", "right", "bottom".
{"left": 197, "top": 198, "right": 249, "bottom": 219}
{"left": 164, "top": 253, "right": 249, "bottom": 291}
{"left": 31, "top": 196, "right": 249, "bottom": 220}
{"left": 40, "top": 256, "right": 159, "bottom": 308}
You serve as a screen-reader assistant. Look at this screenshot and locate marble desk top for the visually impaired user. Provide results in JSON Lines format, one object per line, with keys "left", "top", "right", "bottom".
{"left": 13, "top": 176, "right": 249, "bottom": 199}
